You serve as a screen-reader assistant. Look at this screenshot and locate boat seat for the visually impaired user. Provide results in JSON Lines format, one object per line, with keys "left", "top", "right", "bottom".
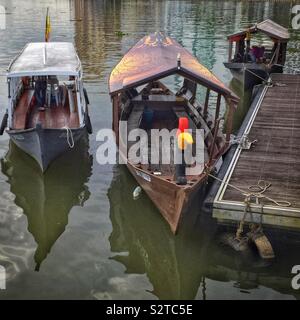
{"left": 13, "top": 89, "right": 34, "bottom": 129}
{"left": 127, "top": 105, "right": 144, "bottom": 135}
{"left": 132, "top": 95, "right": 186, "bottom": 109}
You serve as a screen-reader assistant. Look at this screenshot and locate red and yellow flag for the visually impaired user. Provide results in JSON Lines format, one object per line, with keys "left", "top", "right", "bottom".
{"left": 45, "top": 8, "right": 51, "bottom": 42}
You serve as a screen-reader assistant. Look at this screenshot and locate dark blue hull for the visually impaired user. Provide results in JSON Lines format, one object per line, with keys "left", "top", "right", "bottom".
{"left": 8, "top": 125, "right": 87, "bottom": 172}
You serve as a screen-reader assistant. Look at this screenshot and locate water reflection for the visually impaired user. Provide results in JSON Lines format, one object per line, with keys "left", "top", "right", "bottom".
{"left": 74, "top": 0, "right": 123, "bottom": 83}
{"left": 108, "top": 165, "right": 215, "bottom": 300}
{"left": 1, "top": 137, "right": 92, "bottom": 271}
{"left": 108, "top": 166, "right": 300, "bottom": 300}
{"left": 0, "top": 0, "right": 299, "bottom": 300}
{"left": 229, "top": 79, "right": 253, "bottom": 133}
{"left": 206, "top": 232, "right": 300, "bottom": 299}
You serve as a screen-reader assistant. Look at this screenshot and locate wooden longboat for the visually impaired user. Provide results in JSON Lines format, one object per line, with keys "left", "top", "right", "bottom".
{"left": 109, "top": 32, "right": 239, "bottom": 234}
{"left": 224, "top": 20, "right": 289, "bottom": 90}
{"left": 0, "top": 42, "right": 92, "bottom": 171}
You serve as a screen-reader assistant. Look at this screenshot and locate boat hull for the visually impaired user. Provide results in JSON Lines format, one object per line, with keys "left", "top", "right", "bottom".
{"left": 126, "top": 161, "right": 206, "bottom": 234}
{"left": 7, "top": 125, "right": 87, "bottom": 172}
{"left": 224, "top": 62, "right": 277, "bottom": 91}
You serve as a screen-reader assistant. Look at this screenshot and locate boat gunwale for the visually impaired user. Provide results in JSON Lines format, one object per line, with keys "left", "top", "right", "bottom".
{"left": 7, "top": 124, "right": 86, "bottom": 135}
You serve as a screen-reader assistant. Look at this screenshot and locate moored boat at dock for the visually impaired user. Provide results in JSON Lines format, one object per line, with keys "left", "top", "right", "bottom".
{"left": 224, "top": 19, "right": 289, "bottom": 90}
{"left": 109, "top": 32, "right": 239, "bottom": 233}
{"left": 1, "top": 42, "right": 92, "bottom": 171}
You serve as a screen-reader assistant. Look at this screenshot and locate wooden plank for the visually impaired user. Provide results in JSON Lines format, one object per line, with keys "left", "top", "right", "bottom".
{"left": 13, "top": 89, "right": 34, "bottom": 129}
{"left": 214, "top": 74, "right": 300, "bottom": 228}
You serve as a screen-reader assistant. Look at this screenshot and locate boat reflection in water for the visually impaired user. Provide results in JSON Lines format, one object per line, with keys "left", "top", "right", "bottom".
{"left": 108, "top": 166, "right": 300, "bottom": 300}
{"left": 1, "top": 135, "right": 92, "bottom": 271}
{"left": 228, "top": 78, "right": 253, "bottom": 134}
{"left": 108, "top": 165, "right": 215, "bottom": 300}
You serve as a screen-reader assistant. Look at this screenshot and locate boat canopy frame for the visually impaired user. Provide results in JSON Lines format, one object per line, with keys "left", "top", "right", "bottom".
{"left": 226, "top": 20, "right": 289, "bottom": 65}
{"left": 227, "top": 19, "right": 290, "bottom": 43}
{"left": 6, "top": 42, "right": 86, "bottom": 129}
{"left": 7, "top": 42, "right": 82, "bottom": 78}
{"left": 109, "top": 32, "right": 239, "bottom": 149}
{"left": 109, "top": 32, "right": 238, "bottom": 102}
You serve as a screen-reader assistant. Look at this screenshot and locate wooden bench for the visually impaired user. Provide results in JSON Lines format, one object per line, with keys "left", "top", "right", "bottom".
{"left": 13, "top": 90, "right": 34, "bottom": 129}
{"left": 132, "top": 95, "right": 186, "bottom": 110}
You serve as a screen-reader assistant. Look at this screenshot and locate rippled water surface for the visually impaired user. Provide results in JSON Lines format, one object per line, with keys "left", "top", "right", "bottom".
{"left": 0, "top": 0, "right": 300, "bottom": 299}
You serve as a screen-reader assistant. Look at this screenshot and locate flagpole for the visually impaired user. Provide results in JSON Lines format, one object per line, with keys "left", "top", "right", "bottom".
{"left": 45, "top": 7, "right": 51, "bottom": 42}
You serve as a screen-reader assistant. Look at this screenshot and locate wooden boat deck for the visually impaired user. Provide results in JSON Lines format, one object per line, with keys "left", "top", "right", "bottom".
{"left": 213, "top": 74, "right": 300, "bottom": 230}
{"left": 29, "top": 105, "right": 79, "bottom": 129}
{"left": 126, "top": 102, "right": 205, "bottom": 177}
{"left": 12, "top": 89, "right": 79, "bottom": 130}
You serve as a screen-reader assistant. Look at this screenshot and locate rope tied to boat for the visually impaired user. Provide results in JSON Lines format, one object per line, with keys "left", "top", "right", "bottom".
{"left": 244, "top": 67, "right": 270, "bottom": 83}
{"left": 63, "top": 126, "right": 75, "bottom": 148}
{"left": 244, "top": 68, "right": 287, "bottom": 87}
{"left": 235, "top": 195, "right": 251, "bottom": 241}
{"left": 206, "top": 169, "right": 292, "bottom": 208}
{"left": 207, "top": 169, "right": 291, "bottom": 245}
{"left": 230, "top": 133, "right": 257, "bottom": 150}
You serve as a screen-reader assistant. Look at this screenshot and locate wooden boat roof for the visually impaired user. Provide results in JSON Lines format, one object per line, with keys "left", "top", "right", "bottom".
{"left": 228, "top": 19, "right": 290, "bottom": 42}
{"left": 7, "top": 42, "right": 82, "bottom": 77}
{"left": 109, "top": 32, "right": 238, "bottom": 100}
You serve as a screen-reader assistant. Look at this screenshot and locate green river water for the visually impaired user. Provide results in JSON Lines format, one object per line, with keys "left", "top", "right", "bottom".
{"left": 0, "top": 0, "right": 300, "bottom": 300}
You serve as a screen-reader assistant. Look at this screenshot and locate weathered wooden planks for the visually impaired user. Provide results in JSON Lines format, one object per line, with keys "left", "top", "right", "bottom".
{"left": 213, "top": 74, "right": 300, "bottom": 230}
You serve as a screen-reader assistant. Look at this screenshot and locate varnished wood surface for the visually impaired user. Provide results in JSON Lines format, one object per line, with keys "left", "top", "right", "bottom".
{"left": 223, "top": 74, "right": 300, "bottom": 209}
{"left": 13, "top": 89, "right": 34, "bottom": 129}
{"left": 12, "top": 89, "right": 79, "bottom": 129}
{"left": 30, "top": 105, "right": 79, "bottom": 129}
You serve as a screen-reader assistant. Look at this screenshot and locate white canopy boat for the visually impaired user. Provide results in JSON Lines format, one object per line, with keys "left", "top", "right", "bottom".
{"left": 0, "top": 42, "right": 92, "bottom": 171}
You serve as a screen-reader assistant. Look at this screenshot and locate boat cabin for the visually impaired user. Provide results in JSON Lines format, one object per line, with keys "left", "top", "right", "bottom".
{"left": 227, "top": 19, "right": 289, "bottom": 67}
{"left": 6, "top": 42, "right": 86, "bottom": 131}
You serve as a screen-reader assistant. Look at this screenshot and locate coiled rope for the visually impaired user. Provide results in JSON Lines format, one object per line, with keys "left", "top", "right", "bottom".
{"left": 207, "top": 171, "right": 291, "bottom": 208}
{"left": 207, "top": 170, "right": 292, "bottom": 241}
{"left": 63, "top": 126, "right": 74, "bottom": 148}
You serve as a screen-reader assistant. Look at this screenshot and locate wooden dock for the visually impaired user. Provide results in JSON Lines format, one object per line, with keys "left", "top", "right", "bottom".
{"left": 213, "top": 73, "right": 300, "bottom": 231}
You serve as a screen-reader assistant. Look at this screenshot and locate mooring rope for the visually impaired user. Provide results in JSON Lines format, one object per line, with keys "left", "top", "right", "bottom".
{"left": 206, "top": 170, "right": 292, "bottom": 208}
{"left": 207, "top": 170, "right": 291, "bottom": 242}
{"left": 245, "top": 67, "right": 269, "bottom": 83}
{"left": 235, "top": 195, "right": 252, "bottom": 241}
{"left": 244, "top": 67, "right": 287, "bottom": 87}
{"left": 63, "top": 126, "right": 75, "bottom": 148}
